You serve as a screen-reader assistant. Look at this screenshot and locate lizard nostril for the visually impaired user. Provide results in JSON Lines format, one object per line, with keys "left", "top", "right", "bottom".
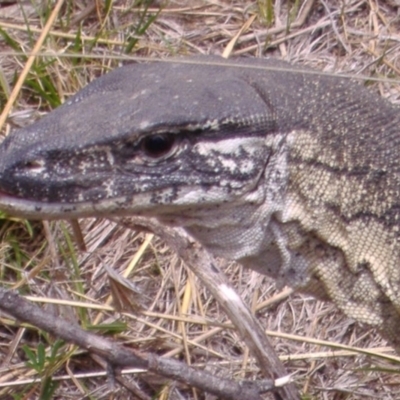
{"left": 23, "top": 159, "right": 45, "bottom": 171}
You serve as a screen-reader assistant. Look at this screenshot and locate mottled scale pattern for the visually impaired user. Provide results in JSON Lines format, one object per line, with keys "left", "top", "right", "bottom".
{"left": 1, "top": 56, "right": 400, "bottom": 348}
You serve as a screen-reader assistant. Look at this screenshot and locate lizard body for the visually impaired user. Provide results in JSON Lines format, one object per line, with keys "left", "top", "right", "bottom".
{"left": 1, "top": 56, "right": 400, "bottom": 346}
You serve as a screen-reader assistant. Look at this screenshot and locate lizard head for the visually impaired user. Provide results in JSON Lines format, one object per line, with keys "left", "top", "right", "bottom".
{"left": 0, "top": 58, "right": 279, "bottom": 221}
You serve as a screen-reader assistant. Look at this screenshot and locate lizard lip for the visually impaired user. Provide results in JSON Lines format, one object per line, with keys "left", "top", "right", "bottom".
{"left": 0, "top": 191, "right": 146, "bottom": 220}
{"left": 0, "top": 191, "right": 94, "bottom": 220}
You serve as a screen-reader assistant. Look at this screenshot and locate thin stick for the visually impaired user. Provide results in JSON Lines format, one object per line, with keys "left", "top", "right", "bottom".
{"left": 0, "top": 0, "right": 65, "bottom": 131}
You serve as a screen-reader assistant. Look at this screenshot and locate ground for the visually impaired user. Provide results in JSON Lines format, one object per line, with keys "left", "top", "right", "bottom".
{"left": 0, "top": 1, "right": 400, "bottom": 399}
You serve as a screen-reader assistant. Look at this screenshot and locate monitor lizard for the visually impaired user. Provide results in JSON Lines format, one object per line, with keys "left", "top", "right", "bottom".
{"left": 0, "top": 56, "right": 400, "bottom": 348}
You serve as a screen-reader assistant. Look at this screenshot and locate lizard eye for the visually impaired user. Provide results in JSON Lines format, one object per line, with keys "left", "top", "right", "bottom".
{"left": 141, "top": 134, "right": 175, "bottom": 158}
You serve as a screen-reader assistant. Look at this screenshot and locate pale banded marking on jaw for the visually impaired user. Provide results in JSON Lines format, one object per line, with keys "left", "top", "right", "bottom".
{"left": 105, "top": 148, "right": 115, "bottom": 166}
{"left": 194, "top": 137, "right": 262, "bottom": 157}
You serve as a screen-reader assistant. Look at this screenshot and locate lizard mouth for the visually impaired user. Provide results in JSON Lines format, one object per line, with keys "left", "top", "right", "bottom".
{"left": 0, "top": 189, "right": 132, "bottom": 220}
{"left": 0, "top": 189, "right": 155, "bottom": 220}
{"left": 0, "top": 191, "right": 91, "bottom": 219}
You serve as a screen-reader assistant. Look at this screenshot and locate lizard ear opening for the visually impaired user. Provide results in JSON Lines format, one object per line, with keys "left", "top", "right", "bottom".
{"left": 141, "top": 134, "right": 176, "bottom": 158}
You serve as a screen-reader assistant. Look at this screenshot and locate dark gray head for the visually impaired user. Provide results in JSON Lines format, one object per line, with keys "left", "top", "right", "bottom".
{"left": 0, "top": 57, "right": 288, "bottom": 218}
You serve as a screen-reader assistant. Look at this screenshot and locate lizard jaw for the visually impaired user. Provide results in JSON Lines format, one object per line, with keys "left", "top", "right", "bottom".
{"left": 0, "top": 192, "right": 97, "bottom": 219}
{"left": 0, "top": 192, "right": 140, "bottom": 220}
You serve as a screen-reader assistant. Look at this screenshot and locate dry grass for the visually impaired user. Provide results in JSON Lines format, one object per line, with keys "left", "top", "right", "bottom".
{"left": 1, "top": 0, "right": 400, "bottom": 399}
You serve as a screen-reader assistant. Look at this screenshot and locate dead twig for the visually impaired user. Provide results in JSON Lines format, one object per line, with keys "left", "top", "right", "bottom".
{"left": 114, "top": 216, "right": 299, "bottom": 400}
{"left": 0, "top": 287, "right": 279, "bottom": 400}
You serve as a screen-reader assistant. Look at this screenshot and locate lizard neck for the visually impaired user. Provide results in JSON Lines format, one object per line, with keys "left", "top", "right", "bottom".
{"left": 158, "top": 132, "right": 293, "bottom": 280}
